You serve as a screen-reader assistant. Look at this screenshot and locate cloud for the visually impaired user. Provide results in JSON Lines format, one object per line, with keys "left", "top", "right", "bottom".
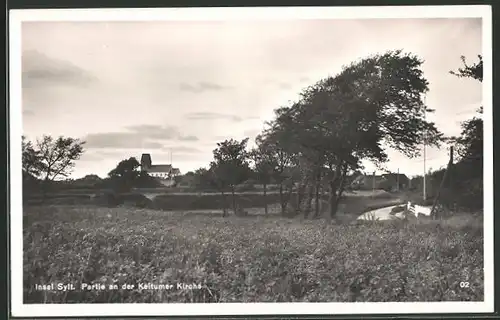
{"left": 278, "top": 82, "right": 293, "bottom": 90}
{"left": 179, "top": 81, "right": 231, "bottom": 93}
{"left": 125, "top": 124, "right": 199, "bottom": 141}
{"left": 178, "top": 135, "right": 199, "bottom": 141}
{"left": 243, "top": 128, "right": 261, "bottom": 139}
{"left": 22, "top": 50, "right": 97, "bottom": 89}
{"left": 78, "top": 150, "right": 130, "bottom": 162}
{"left": 84, "top": 132, "right": 164, "bottom": 149}
{"left": 125, "top": 124, "right": 180, "bottom": 140}
{"left": 162, "top": 146, "right": 203, "bottom": 153}
{"left": 83, "top": 124, "right": 200, "bottom": 149}
{"left": 184, "top": 112, "right": 243, "bottom": 122}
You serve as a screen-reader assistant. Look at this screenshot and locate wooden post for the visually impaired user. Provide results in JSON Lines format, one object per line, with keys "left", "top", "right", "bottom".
{"left": 430, "top": 146, "right": 454, "bottom": 219}
{"left": 372, "top": 171, "right": 376, "bottom": 197}
{"left": 423, "top": 95, "right": 427, "bottom": 202}
{"left": 448, "top": 146, "right": 454, "bottom": 188}
{"left": 396, "top": 168, "right": 400, "bottom": 192}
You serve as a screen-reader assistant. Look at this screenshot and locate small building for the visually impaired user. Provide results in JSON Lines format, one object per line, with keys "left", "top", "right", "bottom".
{"left": 381, "top": 173, "right": 409, "bottom": 191}
{"left": 351, "top": 172, "right": 409, "bottom": 191}
{"left": 140, "top": 153, "right": 180, "bottom": 186}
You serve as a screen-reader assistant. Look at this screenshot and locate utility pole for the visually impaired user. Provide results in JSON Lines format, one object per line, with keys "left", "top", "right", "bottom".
{"left": 423, "top": 94, "right": 427, "bottom": 202}
{"left": 396, "top": 168, "right": 400, "bottom": 192}
{"left": 372, "top": 171, "right": 376, "bottom": 196}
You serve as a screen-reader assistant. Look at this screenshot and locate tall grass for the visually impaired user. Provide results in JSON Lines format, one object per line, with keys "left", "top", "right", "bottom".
{"left": 23, "top": 205, "right": 483, "bottom": 303}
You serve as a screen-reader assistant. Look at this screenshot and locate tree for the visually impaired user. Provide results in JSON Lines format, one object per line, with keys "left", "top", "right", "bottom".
{"left": 33, "top": 135, "right": 85, "bottom": 194}
{"left": 22, "top": 135, "right": 43, "bottom": 182}
{"left": 108, "top": 157, "right": 141, "bottom": 192}
{"left": 449, "top": 55, "right": 483, "bottom": 164}
{"left": 446, "top": 54, "right": 483, "bottom": 210}
{"left": 265, "top": 50, "right": 444, "bottom": 218}
{"left": 449, "top": 55, "right": 483, "bottom": 82}
{"left": 253, "top": 123, "right": 298, "bottom": 216}
{"left": 191, "top": 168, "right": 214, "bottom": 190}
{"left": 210, "top": 138, "right": 252, "bottom": 216}
{"left": 249, "top": 136, "right": 277, "bottom": 215}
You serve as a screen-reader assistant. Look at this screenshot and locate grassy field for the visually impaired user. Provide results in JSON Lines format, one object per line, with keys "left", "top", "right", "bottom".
{"left": 24, "top": 189, "right": 404, "bottom": 215}
{"left": 23, "top": 204, "right": 483, "bottom": 303}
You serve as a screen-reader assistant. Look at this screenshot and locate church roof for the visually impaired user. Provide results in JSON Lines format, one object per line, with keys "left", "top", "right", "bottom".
{"left": 144, "top": 164, "right": 172, "bottom": 173}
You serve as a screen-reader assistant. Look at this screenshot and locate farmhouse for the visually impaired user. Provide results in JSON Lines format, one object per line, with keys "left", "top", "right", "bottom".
{"left": 382, "top": 173, "right": 409, "bottom": 190}
{"left": 140, "top": 153, "right": 180, "bottom": 186}
{"left": 351, "top": 172, "right": 409, "bottom": 191}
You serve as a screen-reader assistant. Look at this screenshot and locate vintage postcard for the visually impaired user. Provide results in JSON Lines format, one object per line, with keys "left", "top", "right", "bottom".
{"left": 9, "top": 5, "right": 493, "bottom": 317}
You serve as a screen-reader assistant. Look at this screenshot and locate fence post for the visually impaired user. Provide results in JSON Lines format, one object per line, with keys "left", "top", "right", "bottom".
{"left": 430, "top": 146, "right": 454, "bottom": 219}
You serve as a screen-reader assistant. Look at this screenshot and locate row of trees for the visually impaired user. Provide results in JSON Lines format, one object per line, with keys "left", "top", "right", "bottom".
{"left": 22, "top": 138, "right": 162, "bottom": 196}
{"left": 22, "top": 51, "right": 483, "bottom": 217}
{"left": 413, "top": 54, "right": 483, "bottom": 210}
{"left": 191, "top": 51, "right": 483, "bottom": 218}
{"left": 191, "top": 50, "right": 445, "bottom": 218}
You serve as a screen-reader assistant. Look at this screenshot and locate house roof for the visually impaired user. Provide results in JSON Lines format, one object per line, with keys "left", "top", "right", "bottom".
{"left": 143, "top": 164, "right": 181, "bottom": 174}
{"left": 382, "top": 173, "right": 409, "bottom": 180}
{"left": 144, "top": 164, "right": 172, "bottom": 173}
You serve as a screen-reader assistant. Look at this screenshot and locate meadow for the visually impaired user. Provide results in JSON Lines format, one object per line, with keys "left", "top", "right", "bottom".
{"left": 23, "top": 201, "right": 484, "bottom": 303}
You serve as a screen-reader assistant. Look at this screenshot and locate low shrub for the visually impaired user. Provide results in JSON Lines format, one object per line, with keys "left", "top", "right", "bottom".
{"left": 117, "top": 193, "right": 153, "bottom": 209}
{"left": 151, "top": 193, "right": 282, "bottom": 211}
{"left": 93, "top": 191, "right": 121, "bottom": 207}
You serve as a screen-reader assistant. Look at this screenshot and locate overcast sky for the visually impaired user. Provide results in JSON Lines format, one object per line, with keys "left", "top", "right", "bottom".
{"left": 21, "top": 17, "right": 482, "bottom": 179}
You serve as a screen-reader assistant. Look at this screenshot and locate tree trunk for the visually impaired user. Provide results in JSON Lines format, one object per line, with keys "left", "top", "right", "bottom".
{"left": 41, "top": 177, "right": 51, "bottom": 203}
{"left": 279, "top": 183, "right": 286, "bottom": 215}
{"left": 263, "top": 183, "right": 268, "bottom": 215}
{"left": 314, "top": 171, "right": 321, "bottom": 218}
{"left": 231, "top": 186, "right": 237, "bottom": 215}
{"left": 284, "top": 184, "right": 294, "bottom": 213}
{"left": 304, "top": 184, "right": 314, "bottom": 219}
{"left": 329, "top": 181, "right": 339, "bottom": 219}
{"left": 296, "top": 182, "right": 306, "bottom": 215}
{"left": 329, "top": 163, "right": 347, "bottom": 219}
{"left": 280, "top": 182, "right": 294, "bottom": 217}
{"left": 221, "top": 190, "right": 227, "bottom": 217}
{"left": 334, "top": 174, "right": 347, "bottom": 215}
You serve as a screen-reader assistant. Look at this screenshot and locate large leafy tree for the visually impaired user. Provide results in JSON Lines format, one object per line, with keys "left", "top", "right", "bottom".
{"left": 446, "top": 55, "right": 483, "bottom": 209}
{"left": 254, "top": 119, "right": 298, "bottom": 216}
{"left": 31, "top": 135, "right": 86, "bottom": 195}
{"left": 108, "top": 157, "right": 141, "bottom": 192}
{"left": 108, "top": 157, "right": 141, "bottom": 180}
{"left": 249, "top": 135, "right": 278, "bottom": 215}
{"left": 191, "top": 168, "right": 215, "bottom": 190}
{"left": 449, "top": 55, "right": 483, "bottom": 164}
{"left": 265, "top": 50, "right": 444, "bottom": 218}
{"left": 22, "top": 135, "right": 43, "bottom": 182}
{"left": 105, "top": 157, "right": 164, "bottom": 191}
{"left": 210, "top": 138, "right": 252, "bottom": 216}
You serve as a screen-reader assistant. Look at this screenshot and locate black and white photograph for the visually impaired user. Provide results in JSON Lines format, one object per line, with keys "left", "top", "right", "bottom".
{"left": 9, "top": 5, "right": 493, "bottom": 317}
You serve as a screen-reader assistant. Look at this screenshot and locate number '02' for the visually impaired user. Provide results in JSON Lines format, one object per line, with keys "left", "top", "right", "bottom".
{"left": 460, "top": 282, "right": 470, "bottom": 288}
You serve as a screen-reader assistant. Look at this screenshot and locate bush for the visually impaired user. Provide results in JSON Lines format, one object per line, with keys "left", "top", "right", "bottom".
{"left": 93, "top": 191, "right": 121, "bottom": 207}
{"left": 117, "top": 193, "right": 153, "bottom": 209}
{"left": 152, "top": 193, "right": 282, "bottom": 211}
{"left": 234, "top": 184, "right": 258, "bottom": 192}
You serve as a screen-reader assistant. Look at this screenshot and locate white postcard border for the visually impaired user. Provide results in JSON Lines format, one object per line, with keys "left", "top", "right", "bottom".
{"left": 9, "top": 5, "right": 494, "bottom": 317}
